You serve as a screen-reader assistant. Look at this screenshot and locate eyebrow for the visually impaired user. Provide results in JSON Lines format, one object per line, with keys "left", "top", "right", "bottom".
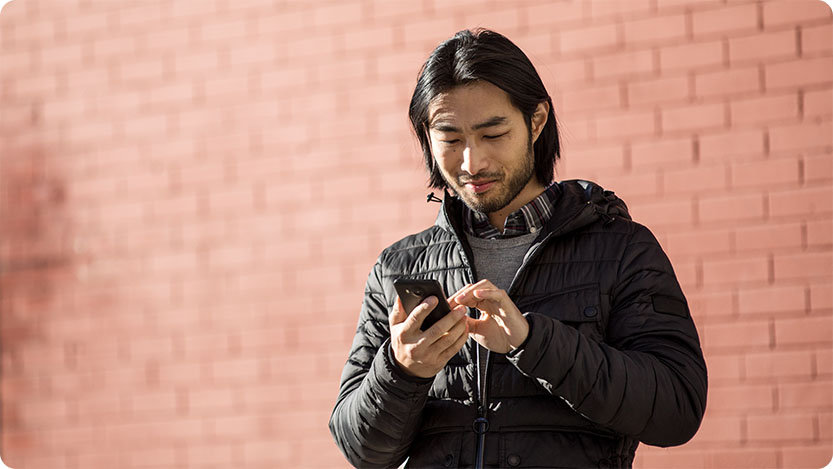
{"left": 430, "top": 116, "right": 508, "bottom": 133}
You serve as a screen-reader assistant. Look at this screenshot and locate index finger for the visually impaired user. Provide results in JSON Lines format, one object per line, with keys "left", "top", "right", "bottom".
{"left": 448, "top": 279, "right": 492, "bottom": 309}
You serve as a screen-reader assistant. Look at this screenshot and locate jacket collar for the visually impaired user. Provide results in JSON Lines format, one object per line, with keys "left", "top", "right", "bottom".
{"left": 435, "top": 180, "right": 631, "bottom": 239}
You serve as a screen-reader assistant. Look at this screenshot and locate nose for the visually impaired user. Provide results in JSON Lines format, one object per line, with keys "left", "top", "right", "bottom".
{"left": 460, "top": 141, "right": 487, "bottom": 176}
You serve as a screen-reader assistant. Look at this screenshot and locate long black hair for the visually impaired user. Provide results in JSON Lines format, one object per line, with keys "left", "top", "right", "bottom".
{"left": 408, "top": 28, "right": 560, "bottom": 189}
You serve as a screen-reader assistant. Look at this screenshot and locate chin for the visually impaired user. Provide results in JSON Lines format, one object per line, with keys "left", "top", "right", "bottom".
{"left": 460, "top": 190, "right": 510, "bottom": 214}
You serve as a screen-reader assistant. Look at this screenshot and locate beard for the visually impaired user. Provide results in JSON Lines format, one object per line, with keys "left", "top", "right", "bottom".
{"left": 445, "top": 134, "right": 536, "bottom": 214}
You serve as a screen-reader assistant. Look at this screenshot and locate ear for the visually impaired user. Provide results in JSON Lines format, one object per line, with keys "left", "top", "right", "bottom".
{"left": 530, "top": 101, "right": 549, "bottom": 143}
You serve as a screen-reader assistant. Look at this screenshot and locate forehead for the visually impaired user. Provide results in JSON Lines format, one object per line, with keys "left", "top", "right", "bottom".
{"left": 427, "top": 81, "right": 519, "bottom": 126}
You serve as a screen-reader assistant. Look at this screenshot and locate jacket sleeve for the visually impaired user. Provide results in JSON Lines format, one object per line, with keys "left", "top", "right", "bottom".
{"left": 329, "top": 256, "right": 434, "bottom": 468}
{"left": 505, "top": 223, "right": 708, "bottom": 447}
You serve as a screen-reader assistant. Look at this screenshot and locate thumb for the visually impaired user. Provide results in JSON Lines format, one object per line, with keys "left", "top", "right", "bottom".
{"left": 389, "top": 296, "right": 407, "bottom": 327}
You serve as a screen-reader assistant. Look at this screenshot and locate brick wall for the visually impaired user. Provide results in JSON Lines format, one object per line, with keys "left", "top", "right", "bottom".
{"left": 0, "top": 0, "right": 830, "bottom": 467}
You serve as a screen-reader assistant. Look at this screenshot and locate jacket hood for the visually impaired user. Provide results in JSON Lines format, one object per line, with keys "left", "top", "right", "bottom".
{"left": 435, "top": 179, "right": 631, "bottom": 237}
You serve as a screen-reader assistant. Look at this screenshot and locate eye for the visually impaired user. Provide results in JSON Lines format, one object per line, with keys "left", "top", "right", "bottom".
{"left": 484, "top": 132, "right": 508, "bottom": 140}
{"left": 442, "top": 139, "right": 460, "bottom": 144}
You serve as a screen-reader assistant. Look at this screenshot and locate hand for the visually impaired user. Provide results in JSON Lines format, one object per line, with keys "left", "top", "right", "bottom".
{"left": 389, "top": 295, "right": 469, "bottom": 378}
{"left": 450, "top": 280, "right": 529, "bottom": 354}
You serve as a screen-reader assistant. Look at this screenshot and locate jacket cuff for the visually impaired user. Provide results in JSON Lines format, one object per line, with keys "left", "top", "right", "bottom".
{"left": 506, "top": 312, "right": 535, "bottom": 358}
{"left": 504, "top": 312, "right": 575, "bottom": 384}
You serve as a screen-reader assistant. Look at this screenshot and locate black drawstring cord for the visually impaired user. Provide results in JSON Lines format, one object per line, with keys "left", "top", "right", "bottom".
{"left": 426, "top": 192, "right": 442, "bottom": 203}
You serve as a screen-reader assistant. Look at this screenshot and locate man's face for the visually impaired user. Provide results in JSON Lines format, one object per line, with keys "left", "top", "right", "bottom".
{"left": 427, "top": 81, "right": 541, "bottom": 215}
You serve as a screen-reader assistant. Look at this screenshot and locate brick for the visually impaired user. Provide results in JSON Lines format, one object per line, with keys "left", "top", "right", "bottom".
{"left": 745, "top": 349, "right": 815, "bottom": 379}
{"left": 463, "top": 8, "right": 524, "bottom": 35}
{"left": 312, "top": 1, "right": 363, "bottom": 27}
{"left": 592, "top": 49, "right": 655, "bottom": 80}
{"left": 766, "top": 57, "right": 833, "bottom": 90}
{"left": 774, "top": 252, "right": 833, "bottom": 280}
{"left": 739, "top": 284, "right": 806, "bottom": 315}
{"left": 770, "top": 186, "right": 833, "bottom": 218}
{"left": 689, "top": 413, "right": 743, "bottom": 443}
{"left": 129, "top": 390, "right": 177, "bottom": 414}
{"left": 627, "top": 75, "right": 691, "bottom": 106}
{"left": 629, "top": 198, "right": 695, "bottom": 228}
{"left": 187, "top": 444, "right": 234, "bottom": 466}
{"left": 703, "top": 320, "right": 771, "bottom": 350}
{"left": 821, "top": 411, "right": 833, "bottom": 440}
{"left": 818, "top": 348, "right": 833, "bottom": 376}
{"left": 243, "top": 438, "right": 294, "bottom": 463}
{"left": 198, "top": 16, "right": 250, "bottom": 43}
{"left": 776, "top": 316, "right": 833, "bottom": 345}
{"left": 559, "top": 23, "right": 619, "bottom": 55}
{"left": 39, "top": 42, "right": 85, "bottom": 70}
{"left": 804, "top": 89, "right": 833, "bottom": 118}
{"left": 117, "top": 57, "right": 165, "bottom": 84}
{"left": 402, "top": 17, "right": 458, "bottom": 45}
{"left": 143, "top": 25, "right": 191, "bottom": 54}
{"left": 559, "top": 119, "right": 594, "bottom": 149}
{"left": 660, "top": 40, "right": 724, "bottom": 72}
{"left": 735, "top": 222, "right": 803, "bottom": 252}
{"left": 690, "top": 290, "right": 734, "bottom": 321}
{"left": 631, "top": 137, "right": 695, "bottom": 168}
{"left": 589, "top": 0, "right": 652, "bottom": 18}
{"left": 703, "top": 256, "right": 769, "bottom": 285}
{"left": 747, "top": 413, "right": 816, "bottom": 441}
{"left": 729, "top": 29, "right": 799, "bottom": 63}
{"left": 562, "top": 144, "right": 626, "bottom": 173}
{"left": 803, "top": 23, "right": 833, "bottom": 54}
{"left": 623, "top": 13, "right": 687, "bottom": 44}
{"left": 228, "top": 40, "right": 279, "bottom": 67}
{"left": 705, "top": 353, "right": 743, "bottom": 382}
{"left": 811, "top": 283, "right": 833, "bottom": 311}
{"left": 527, "top": 2, "right": 585, "bottom": 27}
{"left": 674, "top": 261, "right": 699, "bottom": 289}
{"left": 763, "top": 0, "right": 833, "bottom": 28}
{"left": 638, "top": 449, "right": 707, "bottom": 468}
{"left": 662, "top": 102, "right": 727, "bottom": 133}
{"left": 781, "top": 446, "right": 833, "bottom": 469}
{"left": 699, "top": 192, "right": 765, "bottom": 223}
{"left": 709, "top": 449, "right": 780, "bottom": 469}
{"left": 807, "top": 218, "right": 833, "bottom": 247}
{"left": 594, "top": 110, "right": 657, "bottom": 140}
{"left": 692, "top": 3, "right": 759, "bottom": 37}
{"left": 173, "top": 50, "right": 221, "bottom": 75}
{"left": 732, "top": 157, "right": 800, "bottom": 188}
{"left": 709, "top": 383, "right": 775, "bottom": 410}
{"left": 663, "top": 163, "right": 729, "bottom": 195}
{"left": 343, "top": 25, "right": 395, "bottom": 52}
{"left": 186, "top": 387, "right": 240, "bottom": 413}
{"left": 730, "top": 93, "right": 800, "bottom": 126}
{"left": 605, "top": 172, "right": 660, "bottom": 200}
{"left": 560, "top": 83, "right": 622, "bottom": 114}
{"left": 770, "top": 120, "right": 832, "bottom": 154}
{"left": 778, "top": 381, "right": 833, "bottom": 409}
{"left": 695, "top": 66, "right": 761, "bottom": 98}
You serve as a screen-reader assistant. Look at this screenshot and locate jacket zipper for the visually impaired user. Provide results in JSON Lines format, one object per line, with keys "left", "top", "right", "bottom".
{"left": 444, "top": 195, "right": 593, "bottom": 469}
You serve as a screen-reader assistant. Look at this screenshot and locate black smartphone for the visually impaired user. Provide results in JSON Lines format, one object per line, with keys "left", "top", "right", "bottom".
{"left": 393, "top": 278, "right": 452, "bottom": 331}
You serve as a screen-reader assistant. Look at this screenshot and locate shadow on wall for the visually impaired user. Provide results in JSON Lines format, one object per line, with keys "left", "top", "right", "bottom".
{"left": 0, "top": 143, "right": 71, "bottom": 464}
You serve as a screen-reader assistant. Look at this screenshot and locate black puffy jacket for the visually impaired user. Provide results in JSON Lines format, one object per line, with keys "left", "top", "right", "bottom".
{"left": 330, "top": 180, "right": 708, "bottom": 468}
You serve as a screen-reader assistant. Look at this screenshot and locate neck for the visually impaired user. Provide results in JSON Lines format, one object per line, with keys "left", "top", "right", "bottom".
{"left": 487, "top": 179, "right": 547, "bottom": 231}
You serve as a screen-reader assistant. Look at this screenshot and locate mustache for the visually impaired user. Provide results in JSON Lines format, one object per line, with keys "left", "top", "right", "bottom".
{"left": 457, "top": 172, "right": 502, "bottom": 184}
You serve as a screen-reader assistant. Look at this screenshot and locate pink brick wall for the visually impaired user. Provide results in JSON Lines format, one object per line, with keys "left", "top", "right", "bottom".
{"left": 0, "top": 0, "right": 830, "bottom": 467}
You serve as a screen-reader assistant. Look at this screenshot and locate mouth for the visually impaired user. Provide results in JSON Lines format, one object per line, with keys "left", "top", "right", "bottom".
{"left": 463, "top": 180, "right": 496, "bottom": 194}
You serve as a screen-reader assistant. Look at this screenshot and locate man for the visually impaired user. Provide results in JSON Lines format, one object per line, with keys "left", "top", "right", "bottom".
{"left": 330, "top": 29, "right": 707, "bottom": 469}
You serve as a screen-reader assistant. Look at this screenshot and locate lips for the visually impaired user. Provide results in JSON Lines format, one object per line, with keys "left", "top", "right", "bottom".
{"left": 464, "top": 180, "right": 496, "bottom": 193}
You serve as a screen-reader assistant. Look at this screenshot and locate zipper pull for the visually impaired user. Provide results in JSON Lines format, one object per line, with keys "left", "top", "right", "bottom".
{"left": 473, "top": 416, "right": 489, "bottom": 434}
